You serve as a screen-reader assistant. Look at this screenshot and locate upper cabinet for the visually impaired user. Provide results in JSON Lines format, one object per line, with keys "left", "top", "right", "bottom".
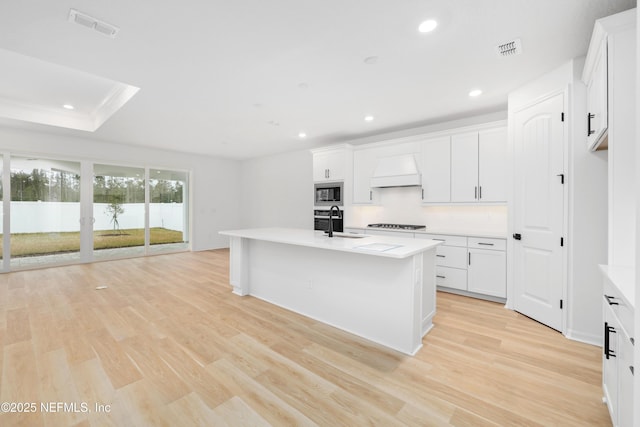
{"left": 353, "top": 149, "right": 378, "bottom": 204}
{"left": 420, "top": 136, "right": 451, "bottom": 203}
{"left": 313, "top": 147, "right": 348, "bottom": 182}
{"left": 583, "top": 9, "right": 635, "bottom": 151}
{"left": 585, "top": 38, "right": 608, "bottom": 149}
{"left": 450, "top": 127, "right": 507, "bottom": 203}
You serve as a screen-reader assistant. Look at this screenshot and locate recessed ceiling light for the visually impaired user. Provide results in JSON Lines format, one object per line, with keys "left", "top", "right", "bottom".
{"left": 63, "top": 104, "right": 75, "bottom": 110}
{"left": 418, "top": 20, "right": 438, "bottom": 33}
{"left": 364, "top": 115, "right": 374, "bottom": 122}
{"left": 469, "top": 89, "right": 483, "bottom": 97}
{"left": 298, "top": 132, "right": 307, "bottom": 139}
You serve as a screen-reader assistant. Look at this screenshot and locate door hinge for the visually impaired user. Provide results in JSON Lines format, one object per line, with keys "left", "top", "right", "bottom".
{"left": 557, "top": 173, "right": 564, "bottom": 184}
{"left": 561, "top": 112, "right": 565, "bottom": 122}
{"left": 560, "top": 299, "right": 563, "bottom": 309}
{"left": 560, "top": 237, "right": 564, "bottom": 247}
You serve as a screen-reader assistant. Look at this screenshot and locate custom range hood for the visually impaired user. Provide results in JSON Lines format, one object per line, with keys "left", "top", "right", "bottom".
{"left": 370, "top": 154, "right": 422, "bottom": 188}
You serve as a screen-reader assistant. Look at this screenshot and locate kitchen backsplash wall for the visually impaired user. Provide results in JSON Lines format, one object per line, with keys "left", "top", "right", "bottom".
{"left": 348, "top": 186, "right": 507, "bottom": 233}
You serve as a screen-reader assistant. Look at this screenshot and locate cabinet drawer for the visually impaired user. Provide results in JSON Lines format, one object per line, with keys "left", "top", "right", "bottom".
{"left": 468, "top": 237, "right": 506, "bottom": 251}
{"left": 435, "top": 266, "right": 467, "bottom": 291}
{"left": 417, "top": 233, "right": 467, "bottom": 247}
{"left": 604, "top": 278, "right": 634, "bottom": 338}
{"left": 435, "top": 245, "right": 467, "bottom": 269}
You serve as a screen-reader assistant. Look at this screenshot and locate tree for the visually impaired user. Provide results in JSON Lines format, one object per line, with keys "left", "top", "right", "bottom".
{"left": 105, "top": 199, "right": 125, "bottom": 234}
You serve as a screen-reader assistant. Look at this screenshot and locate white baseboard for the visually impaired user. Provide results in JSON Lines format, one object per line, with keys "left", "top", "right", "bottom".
{"left": 565, "top": 329, "right": 601, "bottom": 347}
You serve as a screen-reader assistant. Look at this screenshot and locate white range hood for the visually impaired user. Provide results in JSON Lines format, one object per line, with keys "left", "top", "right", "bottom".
{"left": 370, "top": 154, "right": 422, "bottom": 188}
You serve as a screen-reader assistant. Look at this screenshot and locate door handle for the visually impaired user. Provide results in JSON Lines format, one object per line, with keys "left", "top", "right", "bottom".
{"left": 512, "top": 233, "right": 522, "bottom": 240}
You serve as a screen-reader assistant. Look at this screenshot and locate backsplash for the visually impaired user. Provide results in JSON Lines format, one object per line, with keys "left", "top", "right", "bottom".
{"left": 348, "top": 186, "right": 507, "bottom": 233}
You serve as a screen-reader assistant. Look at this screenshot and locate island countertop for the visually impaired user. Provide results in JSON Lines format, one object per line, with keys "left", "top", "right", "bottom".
{"left": 219, "top": 227, "right": 442, "bottom": 259}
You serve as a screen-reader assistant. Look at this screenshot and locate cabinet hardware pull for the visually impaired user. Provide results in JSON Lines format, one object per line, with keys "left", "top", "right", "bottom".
{"left": 631, "top": 366, "right": 635, "bottom": 375}
{"left": 468, "top": 253, "right": 471, "bottom": 265}
{"left": 436, "top": 275, "right": 446, "bottom": 279}
{"left": 436, "top": 254, "right": 445, "bottom": 258}
{"left": 369, "top": 190, "right": 372, "bottom": 201}
{"left": 474, "top": 186, "right": 478, "bottom": 199}
{"left": 479, "top": 186, "right": 482, "bottom": 199}
{"left": 604, "top": 322, "right": 617, "bottom": 359}
{"left": 587, "top": 113, "right": 595, "bottom": 136}
{"left": 422, "top": 188, "right": 424, "bottom": 199}
{"left": 631, "top": 337, "right": 635, "bottom": 345}
{"left": 604, "top": 295, "right": 619, "bottom": 306}
{"left": 478, "top": 242, "right": 494, "bottom": 246}
{"left": 433, "top": 238, "right": 445, "bottom": 241}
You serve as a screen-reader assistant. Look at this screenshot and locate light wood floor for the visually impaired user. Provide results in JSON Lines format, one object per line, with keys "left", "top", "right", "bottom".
{"left": 0, "top": 249, "right": 610, "bottom": 426}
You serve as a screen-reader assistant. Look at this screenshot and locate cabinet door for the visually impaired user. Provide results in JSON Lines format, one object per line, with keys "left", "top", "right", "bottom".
{"left": 586, "top": 39, "right": 608, "bottom": 150}
{"left": 313, "top": 150, "right": 345, "bottom": 182}
{"left": 602, "top": 302, "right": 619, "bottom": 426}
{"left": 353, "top": 149, "right": 377, "bottom": 204}
{"left": 421, "top": 136, "right": 451, "bottom": 202}
{"left": 478, "top": 128, "right": 508, "bottom": 202}
{"left": 467, "top": 248, "right": 506, "bottom": 297}
{"left": 451, "top": 132, "right": 479, "bottom": 202}
{"left": 618, "top": 331, "right": 634, "bottom": 427}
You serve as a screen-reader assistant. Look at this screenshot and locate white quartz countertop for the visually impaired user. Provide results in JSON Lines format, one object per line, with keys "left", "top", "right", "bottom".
{"left": 343, "top": 226, "right": 508, "bottom": 239}
{"left": 220, "top": 227, "right": 442, "bottom": 259}
{"left": 599, "top": 265, "right": 635, "bottom": 309}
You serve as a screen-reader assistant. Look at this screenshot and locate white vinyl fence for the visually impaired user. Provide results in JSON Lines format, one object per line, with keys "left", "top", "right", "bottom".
{"left": 6, "top": 202, "right": 185, "bottom": 233}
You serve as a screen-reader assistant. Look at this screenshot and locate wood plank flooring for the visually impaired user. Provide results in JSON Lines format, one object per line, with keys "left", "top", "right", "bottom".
{"left": 0, "top": 249, "right": 611, "bottom": 426}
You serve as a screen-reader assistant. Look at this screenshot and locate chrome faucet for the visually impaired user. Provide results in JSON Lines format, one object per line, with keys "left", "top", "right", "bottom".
{"left": 327, "top": 205, "right": 341, "bottom": 237}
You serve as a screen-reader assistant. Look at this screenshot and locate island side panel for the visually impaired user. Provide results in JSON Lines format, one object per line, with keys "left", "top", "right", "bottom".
{"left": 421, "top": 250, "right": 436, "bottom": 336}
{"left": 244, "top": 239, "right": 430, "bottom": 355}
{"left": 228, "top": 236, "right": 250, "bottom": 296}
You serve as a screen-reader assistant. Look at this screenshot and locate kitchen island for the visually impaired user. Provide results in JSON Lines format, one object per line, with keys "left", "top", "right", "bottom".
{"left": 219, "top": 227, "right": 442, "bottom": 355}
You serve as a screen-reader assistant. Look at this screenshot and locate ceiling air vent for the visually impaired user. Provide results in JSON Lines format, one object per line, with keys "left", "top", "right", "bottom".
{"left": 68, "top": 9, "right": 119, "bottom": 38}
{"left": 496, "top": 38, "right": 522, "bottom": 57}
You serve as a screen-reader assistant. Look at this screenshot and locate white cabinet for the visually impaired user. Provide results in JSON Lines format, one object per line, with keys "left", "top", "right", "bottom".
{"left": 585, "top": 38, "right": 608, "bottom": 150}
{"left": 451, "top": 133, "right": 478, "bottom": 202}
{"left": 420, "top": 136, "right": 451, "bottom": 203}
{"left": 364, "top": 229, "right": 414, "bottom": 238}
{"left": 478, "top": 128, "right": 508, "bottom": 202}
{"left": 313, "top": 148, "right": 346, "bottom": 182}
{"left": 467, "top": 238, "right": 507, "bottom": 298}
{"left": 601, "top": 268, "right": 635, "bottom": 427}
{"left": 416, "top": 234, "right": 506, "bottom": 299}
{"left": 450, "top": 128, "right": 507, "bottom": 203}
{"left": 352, "top": 149, "right": 378, "bottom": 204}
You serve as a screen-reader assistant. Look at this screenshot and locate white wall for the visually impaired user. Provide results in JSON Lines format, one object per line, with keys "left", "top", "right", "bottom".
{"left": 0, "top": 126, "right": 241, "bottom": 250}
{"left": 239, "top": 149, "right": 313, "bottom": 229}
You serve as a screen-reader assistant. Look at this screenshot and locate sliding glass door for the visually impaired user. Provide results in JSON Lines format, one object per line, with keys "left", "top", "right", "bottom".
{"left": 148, "top": 168, "right": 189, "bottom": 253}
{"left": 9, "top": 157, "right": 81, "bottom": 268}
{"left": 93, "top": 164, "right": 146, "bottom": 260}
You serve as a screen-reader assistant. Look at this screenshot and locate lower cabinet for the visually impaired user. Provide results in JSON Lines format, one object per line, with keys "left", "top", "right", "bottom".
{"left": 467, "top": 238, "right": 507, "bottom": 298}
{"left": 343, "top": 228, "right": 507, "bottom": 300}
{"left": 601, "top": 268, "right": 635, "bottom": 427}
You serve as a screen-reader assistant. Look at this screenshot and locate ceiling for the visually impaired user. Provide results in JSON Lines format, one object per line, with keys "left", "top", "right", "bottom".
{"left": 0, "top": 0, "right": 635, "bottom": 160}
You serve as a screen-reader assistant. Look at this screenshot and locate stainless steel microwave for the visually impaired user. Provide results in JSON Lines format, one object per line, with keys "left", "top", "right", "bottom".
{"left": 314, "top": 182, "right": 343, "bottom": 206}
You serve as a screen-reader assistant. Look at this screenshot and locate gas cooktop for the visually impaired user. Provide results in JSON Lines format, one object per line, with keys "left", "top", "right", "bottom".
{"left": 367, "top": 223, "right": 426, "bottom": 230}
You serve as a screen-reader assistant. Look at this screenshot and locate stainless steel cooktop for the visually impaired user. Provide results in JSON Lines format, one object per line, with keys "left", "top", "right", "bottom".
{"left": 367, "top": 223, "right": 426, "bottom": 230}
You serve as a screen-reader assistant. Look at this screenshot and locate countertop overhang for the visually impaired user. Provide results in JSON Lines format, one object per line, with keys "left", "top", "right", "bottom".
{"left": 220, "top": 227, "right": 442, "bottom": 259}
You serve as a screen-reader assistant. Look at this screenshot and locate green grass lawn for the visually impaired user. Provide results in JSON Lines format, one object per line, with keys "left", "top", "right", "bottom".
{"left": 0, "top": 228, "right": 185, "bottom": 257}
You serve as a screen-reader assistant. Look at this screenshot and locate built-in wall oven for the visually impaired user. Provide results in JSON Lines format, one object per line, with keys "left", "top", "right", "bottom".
{"left": 314, "top": 208, "right": 344, "bottom": 233}
{"left": 314, "top": 182, "right": 343, "bottom": 207}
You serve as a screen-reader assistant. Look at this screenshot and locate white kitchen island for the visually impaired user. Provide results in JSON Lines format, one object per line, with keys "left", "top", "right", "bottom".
{"left": 219, "top": 228, "right": 442, "bottom": 355}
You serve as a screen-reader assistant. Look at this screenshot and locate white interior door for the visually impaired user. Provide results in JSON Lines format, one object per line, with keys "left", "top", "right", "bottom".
{"left": 512, "top": 93, "right": 565, "bottom": 331}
